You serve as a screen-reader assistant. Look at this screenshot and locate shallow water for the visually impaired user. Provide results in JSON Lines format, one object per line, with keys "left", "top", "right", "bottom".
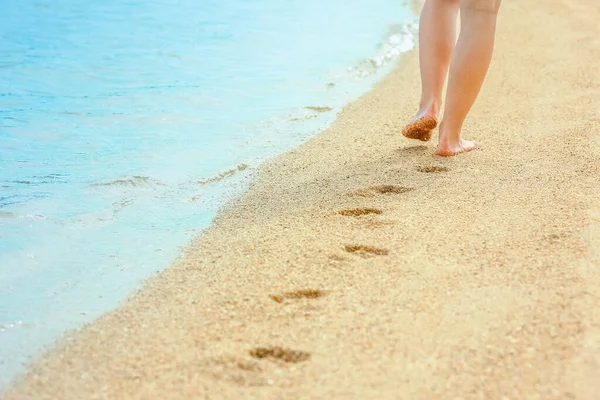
{"left": 0, "top": 0, "right": 416, "bottom": 387}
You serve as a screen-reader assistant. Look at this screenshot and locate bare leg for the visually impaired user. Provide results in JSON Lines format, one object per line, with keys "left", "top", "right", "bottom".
{"left": 437, "top": 0, "right": 502, "bottom": 156}
{"left": 403, "top": 0, "right": 459, "bottom": 142}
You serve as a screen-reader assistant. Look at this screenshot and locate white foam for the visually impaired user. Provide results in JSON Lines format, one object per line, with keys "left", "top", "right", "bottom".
{"left": 347, "top": 20, "right": 418, "bottom": 79}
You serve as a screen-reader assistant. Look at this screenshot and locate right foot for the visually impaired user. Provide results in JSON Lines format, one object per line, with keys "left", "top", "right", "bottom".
{"left": 436, "top": 137, "right": 476, "bottom": 157}
{"left": 402, "top": 113, "right": 438, "bottom": 142}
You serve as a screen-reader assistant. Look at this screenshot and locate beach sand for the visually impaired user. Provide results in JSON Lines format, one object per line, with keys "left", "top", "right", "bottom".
{"left": 5, "top": 0, "right": 600, "bottom": 398}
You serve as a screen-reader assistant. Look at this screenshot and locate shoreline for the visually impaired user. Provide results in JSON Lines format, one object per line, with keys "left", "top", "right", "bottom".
{"left": 5, "top": 0, "right": 600, "bottom": 398}
{"left": 0, "top": 3, "right": 418, "bottom": 389}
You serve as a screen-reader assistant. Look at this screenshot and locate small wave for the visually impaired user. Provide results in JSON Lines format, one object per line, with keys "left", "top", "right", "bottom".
{"left": 304, "top": 106, "right": 332, "bottom": 113}
{"left": 98, "top": 198, "right": 135, "bottom": 221}
{"left": 57, "top": 110, "right": 93, "bottom": 117}
{"left": 91, "top": 176, "right": 165, "bottom": 189}
{"left": 0, "top": 321, "right": 32, "bottom": 332}
{"left": 290, "top": 114, "right": 319, "bottom": 122}
{"left": 38, "top": 173, "right": 69, "bottom": 182}
{"left": 112, "top": 198, "right": 134, "bottom": 212}
{"left": 0, "top": 211, "right": 16, "bottom": 219}
{"left": 0, "top": 211, "right": 50, "bottom": 222}
{"left": 21, "top": 214, "right": 48, "bottom": 220}
{"left": 346, "top": 21, "right": 418, "bottom": 79}
{"left": 288, "top": 106, "right": 333, "bottom": 122}
{"left": 112, "top": 198, "right": 134, "bottom": 208}
{"left": 11, "top": 174, "right": 68, "bottom": 186}
{"left": 0, "top": 194, "right": 32, "bottom": 208}
{"left": 198, "top": 164, "right": 249, "bottom": 185}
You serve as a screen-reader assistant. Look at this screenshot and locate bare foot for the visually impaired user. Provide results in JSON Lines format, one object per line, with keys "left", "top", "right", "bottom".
{"left": 402, "top": 113, "right": 438, "bottom": 142}
{"left": 436, "top": 137, "right": 476, "bottom": 156}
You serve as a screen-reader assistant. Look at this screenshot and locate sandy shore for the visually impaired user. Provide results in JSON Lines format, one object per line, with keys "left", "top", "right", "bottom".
{"left": 5, "top": 0, "right": 600, "bottom": 398}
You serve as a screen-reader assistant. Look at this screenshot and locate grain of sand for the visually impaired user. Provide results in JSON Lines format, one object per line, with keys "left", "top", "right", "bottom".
{"left": 4, "top": 0, "right": 600, "bottom": 398}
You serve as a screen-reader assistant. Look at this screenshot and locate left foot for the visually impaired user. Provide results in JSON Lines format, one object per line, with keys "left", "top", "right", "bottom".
{"left": 402, "top": 102, "right": 440, "bottom": 143}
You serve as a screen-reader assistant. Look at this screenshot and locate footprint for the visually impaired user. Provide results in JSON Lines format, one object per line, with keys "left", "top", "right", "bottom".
{"left": 542, "top": 231, "right": 570, "bottom": 244}
{"left": 202, "top": 356, "right": 264, "bottom": 386}
{"left": 249, "top": 347, "right": 311, "bottom": 363}
{"left": 344, "top": 244, "right": 389, "bottom": 257}
{"left": 417, "top": 165, "right": 449, "bottom": 173}
{"left": 213, "top": 357, "right": 262, "bottom": 372}
{"left": 350, "top": 185, "right": 413, "bottom": 198}
{"left": 370, "top": 185, "right": 414, "bottom": 195}
{"left": 339, "top": 208, "right": 382, "bottom": 217}
{"left": 270, "top": 289, "right": 325, "bottom": 303}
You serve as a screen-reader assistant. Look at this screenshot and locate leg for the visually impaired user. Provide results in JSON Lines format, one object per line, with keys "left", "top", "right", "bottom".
{"left": 403, "top": 0, "right": 460, "bottom": 141}
{"left": 437, "top": 0, "right": 502, "bottom": 156}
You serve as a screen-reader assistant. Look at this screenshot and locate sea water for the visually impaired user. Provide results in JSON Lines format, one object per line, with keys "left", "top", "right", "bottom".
{"left": 0, "top": 0, "right": 416, "bottom": 387}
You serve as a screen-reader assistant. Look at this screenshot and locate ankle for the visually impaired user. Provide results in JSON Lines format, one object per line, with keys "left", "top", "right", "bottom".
{"left": 439, "top": 121, "right": 462, "bottom": 143}
{"left": 418, "top": 98, "right": 441, "bottom": 117}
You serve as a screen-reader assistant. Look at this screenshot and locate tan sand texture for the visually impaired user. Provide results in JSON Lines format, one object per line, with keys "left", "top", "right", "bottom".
{"left": 4, "top": 0, "right": 600, "bottom": 398}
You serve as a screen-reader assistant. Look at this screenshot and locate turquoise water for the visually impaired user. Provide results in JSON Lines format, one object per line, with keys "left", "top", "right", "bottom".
{"left": 0, "top": 0, "right": 416, "bottom": 387}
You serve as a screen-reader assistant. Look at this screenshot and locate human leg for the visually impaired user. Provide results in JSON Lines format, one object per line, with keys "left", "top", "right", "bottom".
{"left": 403, "top": 0, "right": 460, "bottom": 141}
{"left": 436, "top": 0, "right": 502, "bottom": 156}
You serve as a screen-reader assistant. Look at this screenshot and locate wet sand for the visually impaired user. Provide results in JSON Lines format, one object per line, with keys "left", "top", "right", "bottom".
{"left": 5, "top": 0, "right": 600, "bottom": 398}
